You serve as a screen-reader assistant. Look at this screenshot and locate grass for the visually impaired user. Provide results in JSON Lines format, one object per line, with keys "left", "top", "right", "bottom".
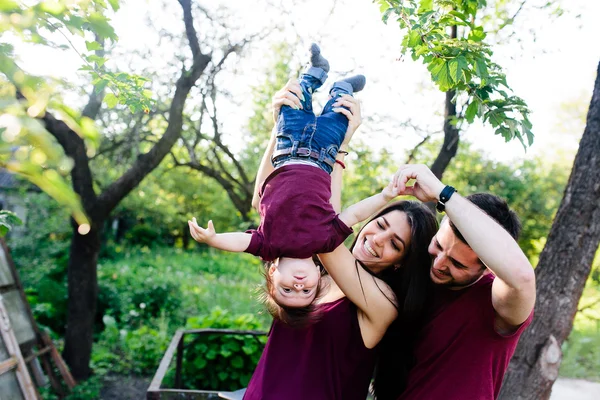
{"left": 98, "top": 246, "right": 272, "bottom": 329}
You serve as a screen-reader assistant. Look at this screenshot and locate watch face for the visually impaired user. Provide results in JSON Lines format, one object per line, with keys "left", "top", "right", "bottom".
{"left": 436, "top": 202, "right": 445, "bottom": 213}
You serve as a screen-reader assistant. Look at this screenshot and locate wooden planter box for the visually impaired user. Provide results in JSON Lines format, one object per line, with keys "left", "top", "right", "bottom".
{"left": 146, "top": 328, "right": 266, "bottom": 400}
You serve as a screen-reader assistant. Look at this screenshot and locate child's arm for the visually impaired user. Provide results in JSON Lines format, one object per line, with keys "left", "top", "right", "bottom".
{"left": 338, "top": 181, "right": 400, "bottom": 227}
{"left": 188, "top": 218, "right": 251, "bottom": 253}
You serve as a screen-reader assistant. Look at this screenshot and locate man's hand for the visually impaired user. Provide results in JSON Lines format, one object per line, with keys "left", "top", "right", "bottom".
{"left": 392, "top": 164, "right": 446, "bottom": 202}
{"left": 271, "top": 79, "right": 303, "bottom": 122}
{"left": 188, "top": 217, "right": 216, "bottom": 245}
{"left": 333, "top": 94, "right": 362, "bottom": 148}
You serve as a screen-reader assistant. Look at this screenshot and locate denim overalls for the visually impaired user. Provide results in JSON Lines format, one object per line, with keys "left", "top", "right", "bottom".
{"left": 272, "top": 67, "right": 354, "bottom": 174}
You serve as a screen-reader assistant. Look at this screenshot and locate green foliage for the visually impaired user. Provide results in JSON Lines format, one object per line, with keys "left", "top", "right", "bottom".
{"left": 39, "top": 375, "right": 103, "bottom": 400}
{"left": 9, "top": 192, "right": 72, "bottom": 334}
{"left": 174, "top": 307, "right": 267, "bottom": 391}
{"left": 97, "top": 247, "right": 268, "bottom": 328}
{"left": 0, "top": 0, "right": 153, "bottom": 224}
{"left": 92, "top": 314, "right": 171, "bottom": 376}
{"left": 378, "top": 0, "right": 533, "bottom": 147}
{"left": 0, "top": 209, "right": 22, "bottom": 236}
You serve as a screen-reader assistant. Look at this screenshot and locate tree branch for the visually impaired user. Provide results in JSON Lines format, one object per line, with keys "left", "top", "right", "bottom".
{"left": 95, "top": 0, "right": 213, "bottom": 219}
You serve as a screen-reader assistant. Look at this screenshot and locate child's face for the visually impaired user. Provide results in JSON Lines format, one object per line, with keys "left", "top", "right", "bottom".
{"left": 269, "top": 257, "right": 320, "bottom": 308}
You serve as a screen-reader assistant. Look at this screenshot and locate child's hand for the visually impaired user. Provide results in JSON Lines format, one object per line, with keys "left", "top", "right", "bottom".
{"left": 381, "top": 180, "right": 401, "bottom": 202}
{"left": 188, "top": 218, "right": 216, "bottom": 245}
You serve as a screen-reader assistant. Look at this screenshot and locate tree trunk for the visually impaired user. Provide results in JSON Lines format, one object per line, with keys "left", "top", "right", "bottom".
{"left": 498, "top": 61, "right": 600, "bottom": 400}
{"left": 429, "top": 24, "right": 459, "bottom": 181}
{"left": 62, "top": 222, "right": 102, "bottom": 381}
{"left": 430, "top": 89, "right": 459, "bottom": 179}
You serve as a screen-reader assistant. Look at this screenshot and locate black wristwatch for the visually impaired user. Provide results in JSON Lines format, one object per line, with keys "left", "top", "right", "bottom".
{"left": 436, "top": 185, "right": 457, "bottom": 213}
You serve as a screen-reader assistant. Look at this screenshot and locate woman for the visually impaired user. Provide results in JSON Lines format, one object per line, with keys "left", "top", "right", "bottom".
{"left": 243, "top": 81, "right": 437, "bottom": 400}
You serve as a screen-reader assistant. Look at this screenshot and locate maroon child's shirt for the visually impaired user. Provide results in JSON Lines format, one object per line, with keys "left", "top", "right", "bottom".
{"left": 245, "top": 164, "right": 352, "bottom": 261}
{"left": 398, "top": 273, "right": 533, "bottom": 400}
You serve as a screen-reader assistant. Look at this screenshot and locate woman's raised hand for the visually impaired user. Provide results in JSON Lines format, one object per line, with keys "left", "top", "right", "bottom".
{"left": 271, "top": 79, "right": 304, "bottom": 122}
{"left": 333, "top": 94, "right": 362, "bottom": 148}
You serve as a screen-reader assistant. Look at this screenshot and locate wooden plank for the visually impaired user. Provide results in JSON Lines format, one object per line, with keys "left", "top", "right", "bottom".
{"left": 41, "top": 332, "right": 76, "bottom": 389}
{"left": 23, "top": 345, "right": 52, "bottom": 363}
{"left": 0, "top": 357, "right": 18, "bottom": 375}
{"left": 148, "top": 329, "right": 184, "bottom": 393}
{"left": 0, "top": 296, "right": 39, "bottom": 399}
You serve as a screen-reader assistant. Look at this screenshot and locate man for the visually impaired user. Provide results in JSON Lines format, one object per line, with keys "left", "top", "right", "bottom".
{"left": 393, "top": 164, "right": 536, "bottom": 400}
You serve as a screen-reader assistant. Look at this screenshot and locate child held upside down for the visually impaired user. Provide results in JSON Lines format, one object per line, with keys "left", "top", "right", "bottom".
{"left": 188, "top": 44, "right": 400, "bottom": 311}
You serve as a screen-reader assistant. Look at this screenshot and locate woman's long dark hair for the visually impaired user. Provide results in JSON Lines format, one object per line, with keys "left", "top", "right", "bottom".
{"left": 349, "top": 201, "right": 438, "bottom": 400}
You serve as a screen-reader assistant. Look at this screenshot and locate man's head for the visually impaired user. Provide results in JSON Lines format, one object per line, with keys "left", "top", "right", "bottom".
{"left": 428, "top": 193, "right": 521, "bottom": 289}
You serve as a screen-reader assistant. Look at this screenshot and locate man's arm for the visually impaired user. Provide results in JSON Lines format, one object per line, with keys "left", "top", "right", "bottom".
{"left": 188, "top": 218, "right": 252, "bottom": 253}
{"left": 445, "top": 194, "right": 535, "bottom": 327}
{"left": 393, "top": 164, "right": 536, "bottom": 327}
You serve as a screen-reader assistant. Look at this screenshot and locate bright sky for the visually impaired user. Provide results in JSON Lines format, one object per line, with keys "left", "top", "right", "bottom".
{"left": 15, "top": 0, "right": 600, "bottom": 165}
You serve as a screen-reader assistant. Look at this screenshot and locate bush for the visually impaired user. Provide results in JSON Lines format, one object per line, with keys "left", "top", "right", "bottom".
{"left": 92, "top": 314, "right": 171, "bottom": 377}
{"left": 175, "top": 307, "right": 267, "bottom": 391}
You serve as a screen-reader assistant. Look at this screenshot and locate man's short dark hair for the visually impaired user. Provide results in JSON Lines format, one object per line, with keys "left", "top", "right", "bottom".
{"left": 449, "top": 193, "right": 522, "bottom": 245}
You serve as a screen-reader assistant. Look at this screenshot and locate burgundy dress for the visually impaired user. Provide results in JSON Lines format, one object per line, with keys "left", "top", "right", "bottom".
{"left": 243, "top": 297, "right": 377, "bottom": 400}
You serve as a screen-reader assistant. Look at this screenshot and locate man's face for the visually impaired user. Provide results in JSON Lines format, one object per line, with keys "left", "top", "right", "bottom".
{"left": 428, "top": 220, "right": 487, "bottom": 289}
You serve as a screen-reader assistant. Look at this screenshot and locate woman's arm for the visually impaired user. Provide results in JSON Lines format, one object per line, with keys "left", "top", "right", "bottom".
{"left": 318, "top": 246, "right": 398, "bottom": 347}
{"left": 252, "top": 80, "right": 304, "bottom": 210}
{"left": 251, "top": 127, "right": 277, "bottom": 210}
{"left": 338, "top": 181, "right": 398, "bottom": 227}
{"left": 330, "top": 94, "right": 362, "bottom": 213}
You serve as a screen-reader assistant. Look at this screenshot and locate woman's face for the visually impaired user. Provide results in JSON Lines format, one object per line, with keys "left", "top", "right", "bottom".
{"left": 352, "top": 210, "right": 412, "bottom": 273}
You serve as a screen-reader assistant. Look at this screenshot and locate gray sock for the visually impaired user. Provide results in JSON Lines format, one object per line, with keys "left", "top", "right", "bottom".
{"left": 309, "top": 43, "right": 330, "bottom": 73}
{"left": 340, "top": 74, "right": 366, "bottom": 93}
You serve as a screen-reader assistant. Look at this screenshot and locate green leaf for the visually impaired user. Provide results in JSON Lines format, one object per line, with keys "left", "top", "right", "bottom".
{"left": 0, "top": 0, "right": 20, "bottom": 12}
{"left": 105, "top": 93, "right": 118, "bottom": 108}
{"left": 231, "top": 356, "right": 244, "bottom": 369}
{"left": 428, "top": 59, "right": 452, "bottom": 91}
{"left": 39, "top": 1, "right": 66, "bottom": 16}
{"left": 475, "top": 57, "right": 488, "bottom": 78}
{"left": 468, "top": 26, "right": 486, "bottom": 42}
{"left": 108, "top": 0, "right": 120, "bottom": 11}
{"left": 419, "top": 0, "right": 433, "bottom": 12}
{"left": 86, "top": 55, "right": 106, "bottom": 67}
{"left": 448, "top": 56, "right": 468, "bottom": 84}
{"left": 407, "top": 30, "right": 423, "bottom": 47}
{"left": 95, "top": 79, "right": 109, "bottom": 94}
{"left": 85, "top": 41, "right": 103, "bottom": 51}
{"left": 87, "top": 13, "right": 117, "bottom": 41}
{"left": 464, "top": 100, "right": 479, "bottom": 123}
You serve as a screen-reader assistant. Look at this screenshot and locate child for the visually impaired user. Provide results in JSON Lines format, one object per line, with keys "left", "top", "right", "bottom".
{"left": 188, "top": 44, "right": 400, "bottom": 310}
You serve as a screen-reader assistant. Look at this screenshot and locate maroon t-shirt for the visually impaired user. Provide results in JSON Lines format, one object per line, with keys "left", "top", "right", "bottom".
{"left": 245, "top": 164, "right": 352, "bottom": 261}
{"left": 398, "top": 273, "right": 533, "bottom": 400}
{"left": 243, "top": 297, "right": 377, "bottom": 400}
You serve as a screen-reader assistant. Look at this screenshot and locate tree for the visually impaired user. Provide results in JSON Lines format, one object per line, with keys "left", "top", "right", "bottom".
{"left": 378, "top": 0, "right": 559, "bottom": 180}
{"left": 172, "top": 42, "right": 292, "bottom": 221}
{"left": 498, "top": 62, "right": 600, "bottom": 400}
{"left": 12, "top": 0, "right": 256, "bottom": 379}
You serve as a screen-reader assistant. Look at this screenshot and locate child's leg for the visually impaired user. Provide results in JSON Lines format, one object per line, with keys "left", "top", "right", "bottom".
{"left": 281, "top": 43, "right": 330, "bottom": 115}
{"left": 273, "top": 44, "right": 330, "bottom": 167}
{"left": 322, "top": 75, "right": 366, "bottom": 115}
